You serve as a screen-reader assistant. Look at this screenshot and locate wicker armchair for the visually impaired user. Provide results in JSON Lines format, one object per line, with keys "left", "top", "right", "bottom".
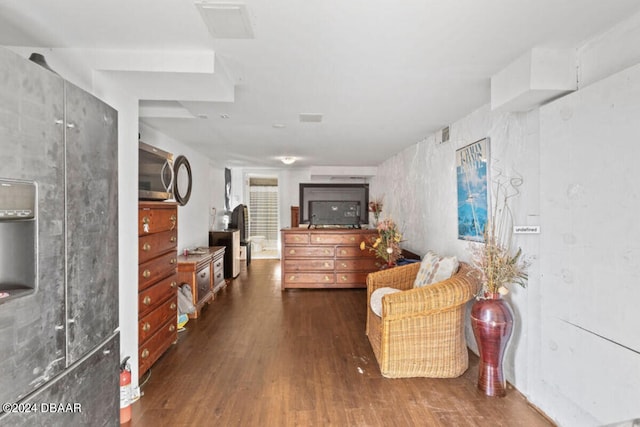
{"left": 366, "top": 261, "right": 479, "bottom": 378}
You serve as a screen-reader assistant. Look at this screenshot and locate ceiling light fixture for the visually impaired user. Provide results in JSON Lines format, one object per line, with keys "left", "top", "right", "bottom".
{"left": 280, "top": 157, "right": 296, "bottom": 165}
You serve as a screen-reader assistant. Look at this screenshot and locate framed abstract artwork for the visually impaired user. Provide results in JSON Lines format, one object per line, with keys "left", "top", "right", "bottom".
{"left": 456, "top": 138, "right": 489, "bottom": 242}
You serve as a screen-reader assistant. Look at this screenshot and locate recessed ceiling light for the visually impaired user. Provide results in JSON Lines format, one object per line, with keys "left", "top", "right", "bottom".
{"left": 220, "top": 113, "right": 230, "bottom": 119}
{"left": 272, "top": 123, "right": 286, "bottom": 129}
{"left": 281, "top": 157, "right": 296, "bottom": 165}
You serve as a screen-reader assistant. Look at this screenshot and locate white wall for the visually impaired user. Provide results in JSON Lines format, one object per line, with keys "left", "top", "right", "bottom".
{"left": 370, "top": 12, "right": 640, "bottom": 427}
{"left": 537, "top": 62, "right": 640, "bottom": 425}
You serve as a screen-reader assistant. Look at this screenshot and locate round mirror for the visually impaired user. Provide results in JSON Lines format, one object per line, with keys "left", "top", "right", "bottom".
{"left": 174, "top": 155, "right": 192, "bottom": 206}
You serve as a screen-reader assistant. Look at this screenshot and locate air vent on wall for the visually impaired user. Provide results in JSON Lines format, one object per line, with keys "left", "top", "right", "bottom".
{"left": 195, "top": 2, "right": 254, "bottom": 39}
{"left": 299, "top": 113, "right": 323, "bottom": 123}
{"left": 441, "top": 126, "right": 450, "bottom": 143}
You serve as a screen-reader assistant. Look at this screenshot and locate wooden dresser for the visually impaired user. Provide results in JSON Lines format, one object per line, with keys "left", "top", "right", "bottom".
{"left": 281, "top": 228, "right": 381, "bottom": 290}
{"left": 138, "top": 202, "right": 179, "bottom": 376}
{"left": 177, "top": 246, "right": 226, "bottom": 318}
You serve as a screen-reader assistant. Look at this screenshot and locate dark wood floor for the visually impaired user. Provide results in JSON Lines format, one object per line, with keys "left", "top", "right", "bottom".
{"left": 130, "top": 259, "right": 554, "bottom": 426}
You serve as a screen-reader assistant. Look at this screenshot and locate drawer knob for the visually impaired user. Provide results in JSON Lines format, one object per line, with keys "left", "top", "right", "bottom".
{"left": 169, "top": 324, "right": 176, "bottom": 332}
{"left": 350, "top": 236, "right": 355, "bottom": 242}
{"left": 324, "top": 262, "right": 330, "bottom": 268}
{"left": 142, "top": 216, "right": 150, "bottom": 233}
{"left": 341, "top": 250, "right": 347, "bottom": 255}
{"left": 171, "top": 281, "right": 177, "bottom": 288}
{"left": 170, "top": 302, "right": 177, "bottom": 310}
{"left": 289, "top": 275, "right": 296, "bottom": 281}
{"left": 324, "top": 249, "right": 331, "bottom": 255}
{"left": 141, "top": 349, "right": 149, "bottom": 359}
{"left": 142, "top": 322, "right": 151, "bottom": 332}
{"left": 170, "top": 258, "right": 177, "bottom": 264}
{"left": 142, "top": 242, "right": 151, "bottom": 251}
{"left": 341, "top": 275, "right": 348, "bottom": 281}
{"left": 170, "top": 235, "right": 177, "bottom": 242}
{"left": 324, "top": 275, "right": 330, "bottom": 281}
{"left": 143, "top": 269, "right": 151, "bottom": 278}
{"left": 289, "top": 249, "right": 296, "bottom": 255}
{"left": 200, "top": 271, "right": 207, "bottom": 278}
{"left": 341, "top": 263, "right": 347, "bottom": 268}
{"left": 170, "top": 214, "right": 177, "bottom": 230}
{"left": 143, "top": 295, "right": 152, "bottom": 306}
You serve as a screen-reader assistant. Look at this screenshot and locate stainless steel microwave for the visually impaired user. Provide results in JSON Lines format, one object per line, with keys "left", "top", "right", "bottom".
{"left": 139, "top": 141, "right": 174, "bottom": 201}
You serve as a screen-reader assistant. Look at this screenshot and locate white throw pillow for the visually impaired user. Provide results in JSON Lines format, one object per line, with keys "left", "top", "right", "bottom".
{"left": 370, "top": 287, "right": 401, "bottom": 317}
{"left": 413, "top": 250, "right": 459, "bottom": 288}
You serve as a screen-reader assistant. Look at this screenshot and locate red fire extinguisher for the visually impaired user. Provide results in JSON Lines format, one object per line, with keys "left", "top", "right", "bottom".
{"left": 120, "top": 357, "right": 132, "bottom": 424}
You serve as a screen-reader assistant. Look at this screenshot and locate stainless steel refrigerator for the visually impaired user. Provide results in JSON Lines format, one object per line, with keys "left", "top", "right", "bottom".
{"left": 0, "top": 47, "right": 119, "bottom": 426}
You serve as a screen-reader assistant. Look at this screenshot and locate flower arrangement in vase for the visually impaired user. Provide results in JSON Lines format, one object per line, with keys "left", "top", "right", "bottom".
{"left": 468, "top": 172, "right": 529, "bottom": 397}
{"left": 469, "top": 173, "right": 529, "bottom": 298}
{"left": 360, "top": 217, "right": 403, "bottom": 268}
{"left": 368, "top": 197, "right": 383, "bottom": 226}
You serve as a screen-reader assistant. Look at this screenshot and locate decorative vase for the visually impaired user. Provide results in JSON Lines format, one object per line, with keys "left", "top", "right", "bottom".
{"left": 470, "top": 292, "right": 514, "bottom": 397}
{"left": 379, "top": 260, "right": 395, "bottom": 270}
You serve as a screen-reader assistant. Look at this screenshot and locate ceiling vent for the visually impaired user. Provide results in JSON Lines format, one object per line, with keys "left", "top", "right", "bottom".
{"left": 299, "top": 113, "right": 323, "bottom": 123}
{"left": 195, "top": 2, "right": 254, "bottom": 39}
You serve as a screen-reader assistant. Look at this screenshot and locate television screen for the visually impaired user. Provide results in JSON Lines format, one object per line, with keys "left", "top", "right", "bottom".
{"left": 309, "top": 201, "right": 361, "bottom": 226}
{"left": 299, "top": 183, "right": 369, "bottom": 225}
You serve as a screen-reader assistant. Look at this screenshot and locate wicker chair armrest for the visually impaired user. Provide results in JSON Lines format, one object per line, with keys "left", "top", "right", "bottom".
{"left": 380, "top": 263, "right": 479, "bottom": 319}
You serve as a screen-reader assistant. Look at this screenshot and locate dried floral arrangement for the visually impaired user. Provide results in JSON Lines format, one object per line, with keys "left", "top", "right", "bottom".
{"left": 360, "top": 217, "right": 403, "bottom": 266}
{"left": 469, "top": 172, "right": 530, "bottom": 297}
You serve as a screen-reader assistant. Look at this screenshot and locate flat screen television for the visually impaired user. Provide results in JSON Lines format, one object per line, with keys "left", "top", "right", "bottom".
{"left": 299, "top": 183, "right": 369, "bottom": 226}
{"left": 309, "top": 200, "right": 361, "bottom": 226}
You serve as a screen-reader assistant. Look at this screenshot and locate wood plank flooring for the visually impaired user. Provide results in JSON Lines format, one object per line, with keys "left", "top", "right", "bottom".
{"left": 129, "top": 259, "right": 554, "bottom": 426}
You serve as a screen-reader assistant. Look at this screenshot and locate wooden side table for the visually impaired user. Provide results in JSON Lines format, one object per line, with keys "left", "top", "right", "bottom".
{"left": 177, "top": 246, "right": 225, "bottom": 318}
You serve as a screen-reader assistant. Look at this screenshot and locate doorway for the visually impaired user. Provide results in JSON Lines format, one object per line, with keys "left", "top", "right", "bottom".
{"left": 247, "top": 176, "right": 279, "bottom": 259}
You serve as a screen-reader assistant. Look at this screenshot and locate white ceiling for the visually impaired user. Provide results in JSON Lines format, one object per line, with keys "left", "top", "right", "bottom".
{"left": 2, "top": 0, "right": 639, "bottom": 168}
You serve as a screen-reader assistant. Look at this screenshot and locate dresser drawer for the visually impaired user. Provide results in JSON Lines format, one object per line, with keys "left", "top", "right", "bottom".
{"left": 196, "top": 264, "right": 211, "bottom": 300}
{"left": 139, "top": 206, "right": 177, "bottom": 236}
{"left": 139, "top": 229, "right": 178, "bottom": 263}
{"left": 139, "top": 274, "right": 178, "bottom": 317}
{"left": 139, "top": 296, "right": 178, "bottom": 343}
{"left": 336, "top": 272, "right": 370, "bottom": 286}
{"left": 335, "top": 258, "right": 382, "bottom": 271}
{"left": 336, "top": 245, "right": 377, "bottom": 258}
{"left": 212, "top": 261, "right": 224, "bottom": 290}
{"left": 284, "top": 259, "right": 334, "bottom": 271}
{"left": 284, "top": 246, "right": 335, "bottom": 258}
{"left": 139, "top": 251, "right": 178, "bottom": 290}
{"left": 139, "top": 319, "right": 177, "bottom": 375}
{"left": 284, "top": 272, "right": 335, "bottom": 284}
{"left": 283, "top": 233, "right": 309, "bottom": 244}
{"left": 308, "top": 233, "right": 361, "bottom": 245}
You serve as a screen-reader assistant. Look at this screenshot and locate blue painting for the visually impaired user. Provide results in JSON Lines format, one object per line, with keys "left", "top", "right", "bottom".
{"left": 456, "top": 138, "right": 489, "bottom": 242}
